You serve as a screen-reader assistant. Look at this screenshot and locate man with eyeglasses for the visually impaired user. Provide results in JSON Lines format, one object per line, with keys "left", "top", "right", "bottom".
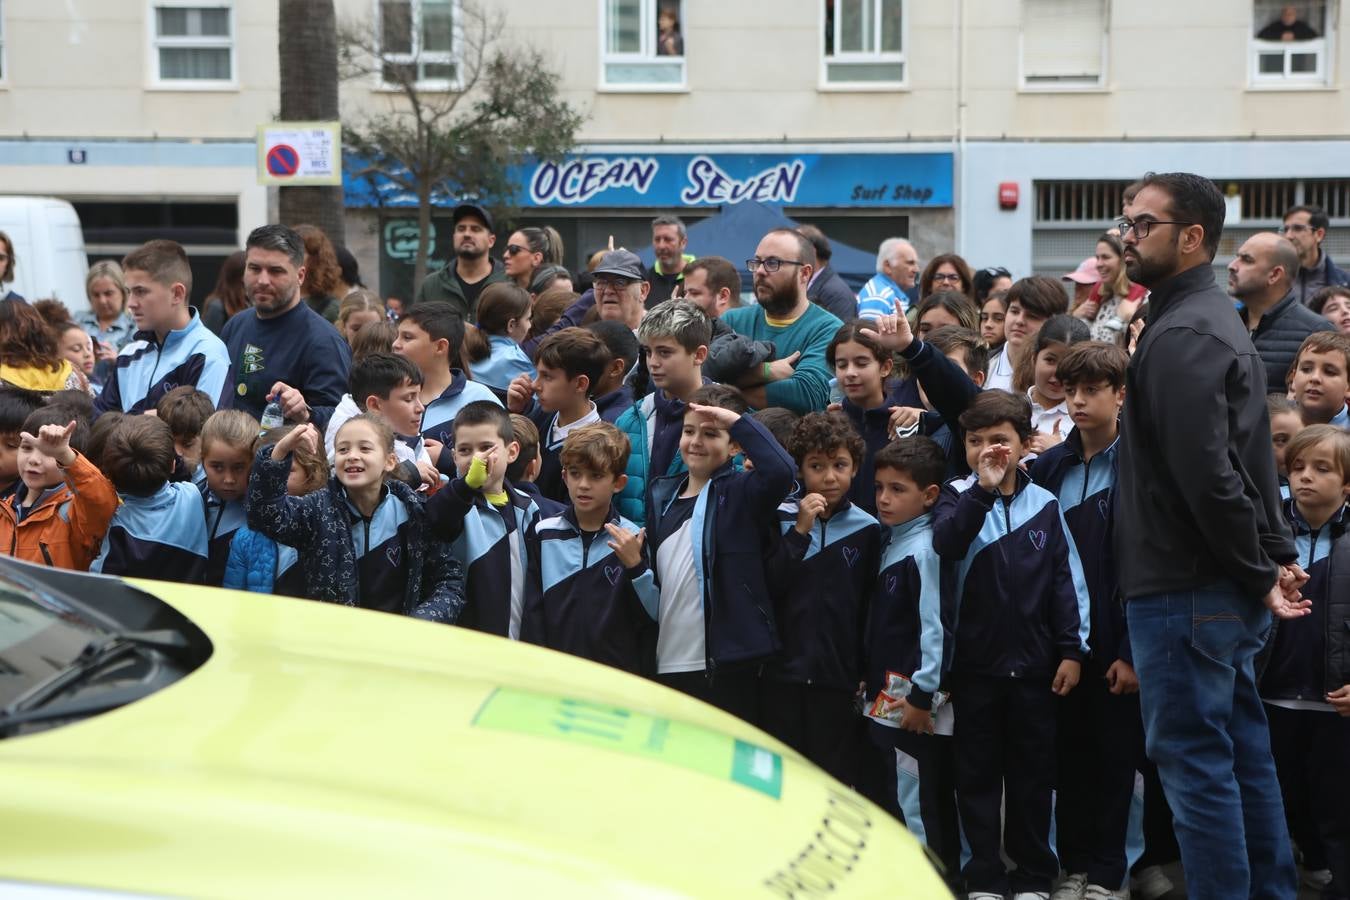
{"left": 721, "top": 229, "right": 842, "bottom": 413}
{"left": 1114, "top": 172, "right": 1308, "bottom": 899}
{"left": 592, "top": 249, "right": 650, "bottom": 333}
{"left": 413, "top": 202, "right": 509, "bottom": 323}
{"left": 1280, "top": 204, "right": 1350, "bottom": 306}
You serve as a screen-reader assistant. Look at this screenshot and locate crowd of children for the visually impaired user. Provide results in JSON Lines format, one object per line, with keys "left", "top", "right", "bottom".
{"left": 1, "top": 278, "right": 1348, "bottom": 900}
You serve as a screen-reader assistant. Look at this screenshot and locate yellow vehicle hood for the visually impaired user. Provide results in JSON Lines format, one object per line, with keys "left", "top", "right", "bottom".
{"left": 0, "top": 580, "right": 947, "bottom": 898}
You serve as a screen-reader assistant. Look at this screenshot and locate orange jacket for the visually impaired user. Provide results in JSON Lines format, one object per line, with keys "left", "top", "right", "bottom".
{"left": 0, "top": 452, "right": 118, "bottom": 571}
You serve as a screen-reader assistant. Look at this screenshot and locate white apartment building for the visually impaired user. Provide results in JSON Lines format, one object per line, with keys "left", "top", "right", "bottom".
{"left": 0, "top": 0, "right": 1345, "bottom": 300}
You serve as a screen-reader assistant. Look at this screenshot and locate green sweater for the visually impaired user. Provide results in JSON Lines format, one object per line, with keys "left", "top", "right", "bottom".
{"left": 721, "top": 301, "right": 842, "bottom": 414}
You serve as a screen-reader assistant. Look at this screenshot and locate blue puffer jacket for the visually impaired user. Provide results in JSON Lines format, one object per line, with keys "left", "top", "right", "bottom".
{"left": 223, "top": 526, "right": 278, "bottom": 593}
{"left": 247, "top": 447, "right": 466, "bottom": 622}
{"left": 614, "top": 388, "right": 694, "bottom": 525}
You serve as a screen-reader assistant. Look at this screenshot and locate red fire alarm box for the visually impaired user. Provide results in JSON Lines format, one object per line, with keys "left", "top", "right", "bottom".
{"left": 999, "top": 182, "right": 1019, "bottom": 210}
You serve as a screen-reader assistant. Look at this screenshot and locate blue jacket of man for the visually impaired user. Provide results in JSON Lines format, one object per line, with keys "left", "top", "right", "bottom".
{"left": 933, "top": 469, "right": 1090, "bottom": 679}
{"left": 425, "top": 476, "right": 541, "bottom": 637}
{"left": 768, "top": 497, "right": 881, "bottom": 690}
{"left": 1029, "top": 429, "right": 1130, "bottom": 674}
{"left": 864, "top": 513, "right": 956, "bottom": 713}
{"left": 220, "top": 301, "right": 350, "bottom": 430}
{"left": 521, "top": 504, "right": 659, "bottom": 674}
{"left": 646, "top": 414, "right": 796, "bottom": 670}
{"left": 91, "top": 481, "right": 209, "bottom": 582}
{"left": 95, "top": 309, "right": 231, "bottom": 415}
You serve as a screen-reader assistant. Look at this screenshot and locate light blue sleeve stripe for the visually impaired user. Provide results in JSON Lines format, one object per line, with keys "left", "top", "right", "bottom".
{"left": 856, "top": 293, "right": 897, "bottom": 321}
{"left": 1061, "top": 509, "right": 1093, "bottom": 655}
{"left": 632, "top": 568, "right": 660, "bottom": 620}
{"left": 913, "top": 548, "right": 946, "bottom": 695}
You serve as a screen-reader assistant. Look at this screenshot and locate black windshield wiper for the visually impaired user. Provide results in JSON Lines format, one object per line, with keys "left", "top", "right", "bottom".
{"left": 0, "top": 629, "right": 189, "bottom": 721}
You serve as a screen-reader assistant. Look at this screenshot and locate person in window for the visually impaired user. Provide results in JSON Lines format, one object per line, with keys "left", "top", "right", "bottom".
{"left": 1258, "top": 5, "right": 1319, "bottom": 41}
{"left": 657, "top": 5, "right": 683, "bottom": 57}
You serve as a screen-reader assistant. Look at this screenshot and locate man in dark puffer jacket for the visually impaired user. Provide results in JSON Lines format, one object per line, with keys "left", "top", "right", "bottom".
{"left": 1230, "top": 232, "right": 1335, "bottom": 394}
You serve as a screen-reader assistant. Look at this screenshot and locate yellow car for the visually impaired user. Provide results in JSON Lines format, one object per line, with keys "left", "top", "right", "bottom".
{"left": 0, "top": 558, "right": 949, "bottom": 898}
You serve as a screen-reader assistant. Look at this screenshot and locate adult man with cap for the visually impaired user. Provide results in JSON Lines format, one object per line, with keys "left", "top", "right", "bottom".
{"left": 413, "top": 202, "right": 509, "bottom": 322}
{"left": 1062, "top": 257, "right": 1101, "bottom": 313}
{"left": 593, "top": 248, "right": 650, "bottom": 333}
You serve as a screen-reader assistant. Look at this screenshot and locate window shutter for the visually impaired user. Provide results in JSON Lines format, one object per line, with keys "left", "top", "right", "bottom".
{"left": 1022, "top": 0, "right": 1105, "bottom": 83}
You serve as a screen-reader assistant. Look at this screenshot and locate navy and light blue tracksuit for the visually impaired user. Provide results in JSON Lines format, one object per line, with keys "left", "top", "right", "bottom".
{"left": 759, "top": 497, "right": 880, "bottom": 783}
{"left": 426, "top": 476, "right": 540, "bottom": 638}
{"left": 521, "top": 505, "right": 659, "bottom": 674}
{"left": 420, "top": 371, "right": 503, "bottom": 473}
{"left": 839, "top": 397, "right": 893, "bottom": 516}
{"left": 863, "top": 512, "right": 960, "bottom": 873}
{"left": 646, "top": 415, "right": 796, "bottom": 675}
{"left": 594, "top": 385, "right": 635, "bottom": 424}
{"left": 1030, "top": 430, "right": 1145, "bottom": 890}
{"left": 201, "top": 487, "right": 247, "bottom": 587}
{"left": 933, "top": 469, "right": 1091, "bottom": 896}
{"left": 94, "top": 309, "right": 231, "bottom": 416}
{"left": 1258, "top": 502, "right": 1350, "bottom": 897}
{"left": 91, "top": 481, "right": 209, "bottom": 583}
{"left": 512, "top": 480, "right": 566, "bottom": 519}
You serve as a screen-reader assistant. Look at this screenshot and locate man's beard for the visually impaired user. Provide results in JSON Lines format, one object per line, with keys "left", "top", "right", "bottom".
{"left": 456, "top": 242, "right": 486, "bottom": 261}
{"left": 755, "top": 276, "right": 799, "bottom": 317}
{"left": 1124, "top": 246, "right": 1179, "bottom": 289}
{"left": 249, "top": 283, "right": 297, "bottom": 313}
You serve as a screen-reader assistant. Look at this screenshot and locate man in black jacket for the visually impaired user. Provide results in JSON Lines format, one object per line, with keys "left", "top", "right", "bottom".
{"left": 798, "top": 224, "right": 858, "bottom": 321}
{"left": 1230, "top": 231, "right": 1334, "bottom": 393}
{"left": 1115, "top": 172, "right": 1311, "bottom": 899}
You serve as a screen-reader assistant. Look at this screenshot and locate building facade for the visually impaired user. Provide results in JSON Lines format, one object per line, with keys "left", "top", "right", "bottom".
{"left": 0, "top": 0, "right": 1345, "bottom": 301}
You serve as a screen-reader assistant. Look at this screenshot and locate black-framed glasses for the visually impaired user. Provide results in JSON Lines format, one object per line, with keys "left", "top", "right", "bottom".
{"left": 932, "top": 272, "right": 963, "bottom": 284}
{"left": 1115, "top": 218, "right": 1195, "bottom": 239}
{"left": 593, "top": 276, "right": 635, "bottom": 292}
{"left": 746, "top": 256, "right": 805, "bottom": 273}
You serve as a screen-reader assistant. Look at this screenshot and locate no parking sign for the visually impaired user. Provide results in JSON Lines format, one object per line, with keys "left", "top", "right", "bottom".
{"left": 257, "top": 122, "right": 342, "bottom": 186}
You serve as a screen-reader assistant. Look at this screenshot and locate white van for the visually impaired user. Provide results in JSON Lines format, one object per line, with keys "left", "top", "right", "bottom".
{"left": 0, "top": 196, "right": 89, "bottom": 313}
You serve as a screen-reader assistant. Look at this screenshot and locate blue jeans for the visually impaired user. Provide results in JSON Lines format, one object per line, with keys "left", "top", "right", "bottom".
{"left": 1127, "top": 584, "right": 1297, "bottom": 900}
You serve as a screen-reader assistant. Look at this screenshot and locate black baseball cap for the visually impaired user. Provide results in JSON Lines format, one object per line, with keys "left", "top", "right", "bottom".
{"left": 452, "top": 202, "right": 493, "bottom": 232}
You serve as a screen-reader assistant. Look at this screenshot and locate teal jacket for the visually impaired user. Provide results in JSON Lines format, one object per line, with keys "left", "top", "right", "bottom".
{"left": 614, "top": 390, "right": 691, "bottom": 526}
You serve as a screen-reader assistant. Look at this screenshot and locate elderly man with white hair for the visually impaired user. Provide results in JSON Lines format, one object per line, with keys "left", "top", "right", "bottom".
{"left": 858, "top": 237, "right": 919, "bottom": 319}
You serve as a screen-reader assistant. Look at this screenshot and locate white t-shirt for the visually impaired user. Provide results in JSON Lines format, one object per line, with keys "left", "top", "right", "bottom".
{"left": 1028, "top": 387, "right": 1072, "bottom": 437}
{"left": 655, "top": 497, "right": 705, "bottom": 674}
{"left": 550, "top": 402, "right": 601, "bottom": 443}
{"left": 985, "top": 344, "right": 1014, "bottom": 392}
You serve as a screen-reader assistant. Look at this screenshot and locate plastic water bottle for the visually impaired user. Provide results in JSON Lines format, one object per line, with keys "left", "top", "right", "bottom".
{"left": 259, "top": 400, "right": 285, "bottom": 435}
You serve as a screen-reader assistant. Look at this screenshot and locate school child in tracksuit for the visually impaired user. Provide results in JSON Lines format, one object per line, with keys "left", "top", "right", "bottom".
{"left": 862, "top": 436, "right": 961, "bottom": 882}
{"left": 426, "top": 401, "right": 543, "bottom": 638}
{"left": 91, "top": 415, "right": 209, "bottom": 583}
{"left": 646, "top": 383, "right": 796, "bottom": 724}
{"left": 521, "top": 422, "right": 659, "bottom": 674}
{"left": 1257, "top": 424, "right": 1350, "bottom": 900}
{"left": 247, "top": 415, "right": 465, "bottom": 621}
{"left": 1028, "top": 342, "right": 1143, "bottom": 899}
{"left": 932, "top": 389, "right": 1091, "bottom": 900}
{"left": 761, "top": 411, "right": 880, "bottom": 784}
{"left": 198, "top": 410, "right": 258, "bottom": 586}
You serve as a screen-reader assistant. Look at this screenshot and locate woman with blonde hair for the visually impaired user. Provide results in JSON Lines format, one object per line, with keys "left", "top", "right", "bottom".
{"left": 76, "top": 260, "right": 136, "bottom": 387}
{"left": 1072, "top": 232, "right": 1147, "bottom": 342}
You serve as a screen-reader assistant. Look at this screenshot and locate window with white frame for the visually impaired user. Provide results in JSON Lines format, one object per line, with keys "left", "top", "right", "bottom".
{"left": 152, "top": 2, "right": 233, "bottom": 84}
{"left": 1251, "top": 1, "right": 1333, "bottom": 85}
{"left": 378, "top": 0, "right": 459, "bottom": 88}
{"left": 822, "top": 0, "right": 905, "bottom": 86}
{"left": 1020, "top": 0, "right": 1107, "bottom": 89}
{"left": 601, "top": 0, "right": 684, "bottom": 88}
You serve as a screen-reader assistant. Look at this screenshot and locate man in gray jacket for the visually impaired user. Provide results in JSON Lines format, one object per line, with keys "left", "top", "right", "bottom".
{"left": 1115, "top": 172, "right": 1311, "bottom": 900}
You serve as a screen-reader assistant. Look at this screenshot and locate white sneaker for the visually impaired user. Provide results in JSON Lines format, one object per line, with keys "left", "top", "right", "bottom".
{"left": 1129, "top": 865, "right": 1172, "bottom": 900}
{"left": 1084, "top": 885, "right": 1129, "bottom": 900}
{"left": 1052, "top": 873, "right": 1088, "bottom": 900}
{"left": 1302, "top": 868, "right": 1333, "bottom": 890}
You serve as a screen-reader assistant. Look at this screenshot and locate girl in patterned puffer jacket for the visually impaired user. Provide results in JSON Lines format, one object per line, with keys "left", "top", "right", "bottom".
{"left": 246, "top": 414, "right": 465, "bottom": 623}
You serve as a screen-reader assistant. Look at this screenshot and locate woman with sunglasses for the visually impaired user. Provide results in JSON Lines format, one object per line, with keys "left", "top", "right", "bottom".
{"left": 503, "top": 226, "right": 564, "bottom": 292}
{"left": 1072, "top": 232, "right": 1147, "bottom": 342}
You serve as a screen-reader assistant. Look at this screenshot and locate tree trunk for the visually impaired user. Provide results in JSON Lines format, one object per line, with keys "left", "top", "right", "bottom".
{"left": 278, "top": 0, "right": 344, "bottom": 243}
{"left": 414, "top": 180, "right": 434, "bottom": 297}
